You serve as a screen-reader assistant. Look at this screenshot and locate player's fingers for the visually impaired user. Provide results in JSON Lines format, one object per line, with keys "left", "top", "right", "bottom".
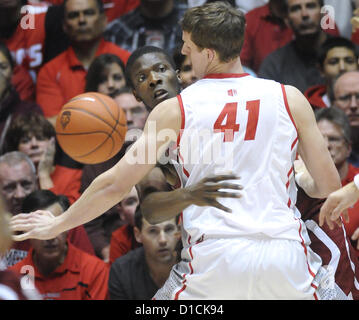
{"left": 352, "top": 228, "right": 359, "bottom": 241}
{"left": 215, "top": 182, "right": 243, "bottom": 191}
{"left": 341, "top": 209, "right": 350, "bottom": 224}
{"left": 207, "top": 199, "right": 232, "bottom": 213}
{"left": 204, "top": 174, "right": 240, "bottom": 183}
{"left": 9, "top": 222, "right": 34, "bottom": 232}
{"left": 205, "top": 191, "right": 242, "bottom": 199}
{"left": 10, "top": 213, "right": 32, "bottom": 222}
{"left": 331, "top": 203, "right": 347, "bottom": 222}
{"left": 12, "top": 232, "right": 32, "bottom": 242}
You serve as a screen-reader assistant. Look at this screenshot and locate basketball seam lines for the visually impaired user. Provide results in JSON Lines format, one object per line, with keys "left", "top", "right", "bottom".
{"left": 61, "top": 106, "right": 126, "bottom": 139}
{"left": 59, "top": 131, "right": 115, "bottom": 159}
{"left": 88, "top": 92, "right": 118, "bottom": 122}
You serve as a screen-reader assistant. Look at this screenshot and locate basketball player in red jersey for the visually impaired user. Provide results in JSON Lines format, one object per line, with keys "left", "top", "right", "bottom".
{"left": 11, "top": 2, "right": 344, "bottom": 299}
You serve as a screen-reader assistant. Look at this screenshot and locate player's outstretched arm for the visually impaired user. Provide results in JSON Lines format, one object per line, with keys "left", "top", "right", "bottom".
{"left": 140, "top": 174, "right": 243, "bottom": 224}
{"left": 319, "top": 179, "right": 359, "bottom": 229}
{"left": 10, "top": 98, "right": 182, "bottom": 241}
{"left": 286, "top": 85, "right": 341, "bottom": 199}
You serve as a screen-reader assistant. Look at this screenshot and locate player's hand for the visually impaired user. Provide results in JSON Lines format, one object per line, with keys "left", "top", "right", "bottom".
{"left": 185, "top": 174, "right": 242, "bottom": 213}
{"left": 319, "top": 182, "right": 359, "bottom": 230}
{"left": 9, "top": 210, "right": 60, "bottom": 241}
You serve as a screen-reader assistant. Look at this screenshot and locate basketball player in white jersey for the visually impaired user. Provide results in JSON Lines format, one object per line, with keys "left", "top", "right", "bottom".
{"left": 10, "top": 2, "right": 342, "bottom": 299}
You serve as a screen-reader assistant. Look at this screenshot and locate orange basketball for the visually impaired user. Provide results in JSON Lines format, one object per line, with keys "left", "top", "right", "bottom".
{"left": 56, "top": 92, "right": 127, "bottom": 164}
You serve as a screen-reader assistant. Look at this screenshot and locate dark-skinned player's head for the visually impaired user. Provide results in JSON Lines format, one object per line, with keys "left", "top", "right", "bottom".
{"left": 125, "top": 46, "right": 181, "bottom": 111}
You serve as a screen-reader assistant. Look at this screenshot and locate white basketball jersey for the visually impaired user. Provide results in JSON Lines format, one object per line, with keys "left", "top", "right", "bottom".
{"left": 176, "top": 74, "right": 307, "bottom": 246}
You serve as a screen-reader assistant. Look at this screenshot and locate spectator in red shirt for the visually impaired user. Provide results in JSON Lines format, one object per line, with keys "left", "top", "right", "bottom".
{"left": 10, "top": 189, "right": 108, "bottom": 300}
{"left": 109, "top": 187, "right": 141, "bottom": 265}
{"left": 333, "top": 71, "right": 359, "bottom": 168}
{"left": 315, "top": 106, "right": 359, "bottom": 257}
{"left": 36, "top": 0, "right": 131, "bottom": 127}
{"left": 0, "top": 152, "right": 94, "bottom": 267}
{"left": 4, "top": 113, "right": 82, "bottom": 204}
{"left": 240, "top": 0, "right": 293, "bottom": 73}
{"left": 304, "top": 37, "right": 358, "bottom": 110}
{"left": 0, "top": 42, "right": 43, "bottom": 152}
{"left": 0, "top": 0, "right": 47, "bottom": 89}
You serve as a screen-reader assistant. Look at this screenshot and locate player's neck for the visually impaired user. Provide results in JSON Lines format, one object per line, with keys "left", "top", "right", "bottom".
{"left": 205, "top": 57, "right": 244, "bottom": 76}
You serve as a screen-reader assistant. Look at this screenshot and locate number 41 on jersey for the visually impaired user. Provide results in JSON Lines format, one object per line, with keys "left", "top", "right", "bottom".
{"left": 213, "top": 100, "right": 260, "bottom": 142}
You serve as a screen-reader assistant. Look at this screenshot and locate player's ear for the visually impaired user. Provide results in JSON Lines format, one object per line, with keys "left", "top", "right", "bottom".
{"left": 176, "top": 69, "right": 183, "bottom": 85}
{"left": 134, "top": 226, "right": 142, "bottom": 243}
{"left": 207, "top": 49, "right": 215, "bottom": 64}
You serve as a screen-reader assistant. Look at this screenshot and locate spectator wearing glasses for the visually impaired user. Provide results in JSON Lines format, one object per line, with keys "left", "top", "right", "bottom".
{"left": 316, "top": 106, "right": 359, "bottom": 257}
{"left": 333, "top": 71, "right": 359, "bottom": 167}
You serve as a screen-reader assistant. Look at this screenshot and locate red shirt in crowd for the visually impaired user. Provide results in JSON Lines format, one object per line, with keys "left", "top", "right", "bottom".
{"left": 43, "top": 0, "right": 139, "bottom": 22}
{"left": 2, "top": 8, "right": 47, "bottom": 78}
{"left": 109, "top": 224, "right": 141, "bottom": 265}
{"left": 6, "top": 225, "right": 95, "bottom": 268}
{"left": 50, "top": 164, "right": 82, "bottom": 204}
{"left": 36, "top": 39, "right": 130, "bottom": 117}
{"left": 304, "top": 84, "right": 329, "bottom": 110}
{"left": 11, "top": 65, "right": 36, "bottom": 102}
{"left": 240, "top": 3, "right": 293, "bottom": 73}
{"left": 10, "top": 242, "right": 109, "bottom": 300}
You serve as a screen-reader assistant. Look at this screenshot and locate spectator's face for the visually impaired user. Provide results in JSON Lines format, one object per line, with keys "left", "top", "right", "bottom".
{"left": 334, "top": 72, "right": 359, "bottom": 127}
{"left": 63, "top": 0, "right": 106, "bottom": 42}
{"left": 130, "top": 52, "right": 181, "bottom": 110}
{"left": 0, "top": 161, "right": 37, "bottom": 215}
{"left": 114, "top": 93, "right": 148, "bottom": 131}
{"left": 117, "top": 187, "right": 139, "bottom": 227}
{"left": 135, "top": 217, "right": 180, "bottom": 264}
{"left": 286, "top": 0, "right": 322, "bottom": 36}
{"left": 18, "top": 135, "right": 51, "bottom": 167}
{"left": 30, "top": 202, "right": 68, "bottom": 264}
{"left": 97, "top": 63, "right": 126, "bottom": 96}
{"left": 322, "top": 47, "right": 358, "bottom": 79}
{"left": 179, "top": 55, "right": 198, "bottom": 89}
{"left": 317, "top": 119, "right": 351, "bottom": 168}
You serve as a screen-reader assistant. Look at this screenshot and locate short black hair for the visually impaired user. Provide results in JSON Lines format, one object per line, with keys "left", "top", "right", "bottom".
{"left": 134, "top": 205, "right": 180, "bottom": 231}
{"left": 315, "top": 106, "right": 352, "bottom": 144}
{"left": 318, "top": 36, "right": 357, "bottom": 68}
{"left": 85, "top": 53, "right": 126, "bottom": 92}
{"left": 22, "top": 190, "right": 70, "bottom": 213}
{"left": 125, "top": 46, "right": 176, "bottom": 89}
{"left": 63, "top": 0, "right": 104, "bottom": 13}
{"left": 0, "top": 41, "right": 15, "bottom": 70}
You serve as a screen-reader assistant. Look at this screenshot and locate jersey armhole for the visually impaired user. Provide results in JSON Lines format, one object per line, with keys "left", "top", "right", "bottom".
{"left": 176, "top": 94, "right": 185, "bottom": 147}
{"left": 281, "top": 84, "right": 298, "bottom": 135}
